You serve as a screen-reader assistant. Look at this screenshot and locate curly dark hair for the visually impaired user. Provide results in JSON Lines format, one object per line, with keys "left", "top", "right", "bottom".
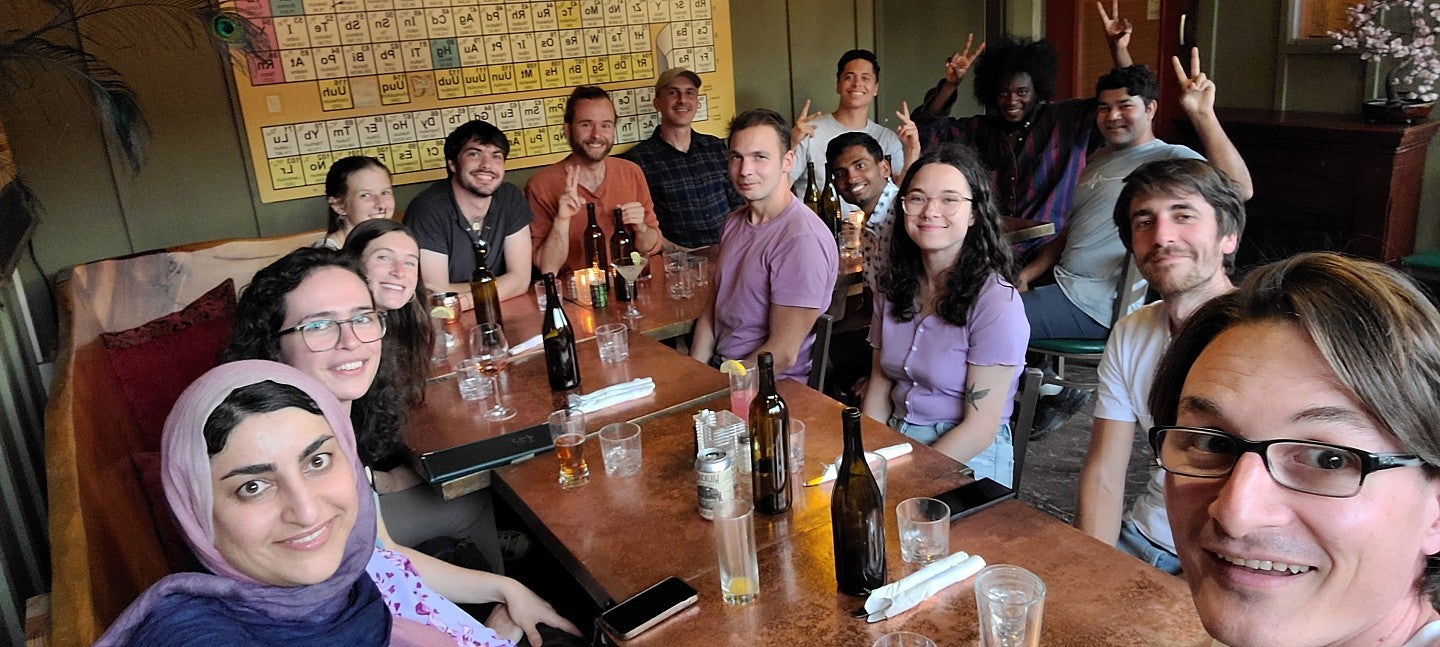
{"left": 972, "top": 35, "right": 1058, "bottom": 113}
{"left": 1096, "top": 64, "right": 1160, "bottom": 104}
{"left": 324, "top": 156, "right": 389, "bottom": 235}
{"left": 343, "top": 218, "right": 434, "bottom": 407}
{"left": 221, "top": 247, "right": 407, "bottom": 467}
{"left": 880, "top": 143, "right": 1016, "bottom": 327}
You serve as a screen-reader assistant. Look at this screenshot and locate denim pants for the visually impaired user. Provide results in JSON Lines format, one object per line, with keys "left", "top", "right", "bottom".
{"left": 889, "top": 417, "right": 1014, "bottom": 489}
{"left": 1118, "top": 517, "right": 1183, "bottom": 575}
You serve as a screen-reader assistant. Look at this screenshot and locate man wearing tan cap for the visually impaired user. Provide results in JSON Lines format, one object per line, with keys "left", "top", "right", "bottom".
{"left": 620, "top": 68, "right": 741, "bottom": 248}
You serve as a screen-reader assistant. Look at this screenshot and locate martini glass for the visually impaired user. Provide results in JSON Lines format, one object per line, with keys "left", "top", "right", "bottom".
{"left": 469, "top": 322, "right": 516, "bottom": 421}
{"left": 612, "top": 260, "right": 646, "bottom": 320}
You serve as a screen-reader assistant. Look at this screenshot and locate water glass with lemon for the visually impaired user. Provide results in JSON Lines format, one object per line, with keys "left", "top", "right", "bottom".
{"left": 712, "top": 499, "right": 760, "bottom": 606}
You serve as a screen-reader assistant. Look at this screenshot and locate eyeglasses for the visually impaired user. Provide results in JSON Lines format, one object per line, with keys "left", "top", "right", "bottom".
{"left": 1148, "top": 426, "right": 1425, "bottom": 498}
{"left": 277, "top": 311, "right": 387, "bottom": 352}
{"left": 900, "top": 193, "right": 972, "bottom": 217}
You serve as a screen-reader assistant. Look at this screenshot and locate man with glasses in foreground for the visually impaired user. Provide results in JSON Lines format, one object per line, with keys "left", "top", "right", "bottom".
{"left": 1148, "top": 252, "right": 1440, "bottom": 647}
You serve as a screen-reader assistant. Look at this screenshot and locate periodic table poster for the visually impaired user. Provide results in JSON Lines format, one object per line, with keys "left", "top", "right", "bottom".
{"left": 228, "top": 0, "right": 735, "bottom": 203}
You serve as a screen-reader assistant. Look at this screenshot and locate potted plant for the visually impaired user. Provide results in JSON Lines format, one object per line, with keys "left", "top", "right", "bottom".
{"left": 1330, "top": 0, "right": 1440, "bottom": 123}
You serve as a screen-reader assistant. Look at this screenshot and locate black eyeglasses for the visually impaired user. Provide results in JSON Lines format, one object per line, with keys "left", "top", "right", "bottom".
{"left": 277, "top": 311, "right": 387, "bottom": 352}
{"left": 1148, "top": 426, "right": 1425, "bottom": 498}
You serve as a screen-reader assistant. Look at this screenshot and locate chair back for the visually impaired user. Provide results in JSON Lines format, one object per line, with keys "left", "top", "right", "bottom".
{"left": 1111, "top": 254, "right": 1148, "bottom": 326}
{"left": 808, "top": 313, "right": 835, "bottom": 392}
{"left": 1010, "top": 367, "right": 1045, "bottom": 492}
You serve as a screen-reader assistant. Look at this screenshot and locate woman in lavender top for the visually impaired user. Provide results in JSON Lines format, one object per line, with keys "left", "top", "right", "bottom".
{"left": 860, "top": 144, "right": 1029, "bottom": 487}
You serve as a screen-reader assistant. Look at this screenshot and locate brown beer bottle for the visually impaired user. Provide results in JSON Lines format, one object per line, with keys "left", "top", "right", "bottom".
{"left": 832, "top": 407, "right": 886, "bottom": 595}
{"left": 582, "top": 203, "right": 608, "bottom": 284}
{"left": 749, "top": 352, "right": 791, "bottom": 514}
{"left": 609, "top": 207, "right": 635, "bottom": 301}
{"left": 803, "top": 163, "right": 821, "bottom": 215}
{"left": 469, "top": 237, "right": 502, "bottom": 327}
{"left": 541, "top": 273, "right": 581, "bottom": 391}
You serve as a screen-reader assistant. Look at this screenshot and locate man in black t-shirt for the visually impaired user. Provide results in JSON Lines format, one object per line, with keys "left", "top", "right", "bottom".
{"left": 405, "top": 120, "right": 534, "bottom": 308}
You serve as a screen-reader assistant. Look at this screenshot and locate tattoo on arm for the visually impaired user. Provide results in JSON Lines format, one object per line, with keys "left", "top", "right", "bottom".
{"left": 963, "top": 385, "right": 990, "bottom": 412}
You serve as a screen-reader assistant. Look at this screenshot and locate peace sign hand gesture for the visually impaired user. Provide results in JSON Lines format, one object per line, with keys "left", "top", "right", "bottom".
{"left": 1096, "top": 0, "right": 1132, "bottom": 51}
{"left": 895, "top": 101, "right": 921, "bottom": 161}
{"left": 791, "top": 99, "right": 822, "bottom": 148}
{"left": 1172, "top": 47, "right": 1216, "bottom": 119}
{"left": 943, "top": 34, "right": 985, "bottom": 87}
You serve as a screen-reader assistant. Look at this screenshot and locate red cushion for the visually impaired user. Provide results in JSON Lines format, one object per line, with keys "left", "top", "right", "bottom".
{"left": 101, "top": 279, "right": 236, "bottom": 450}
{"left": 130, "top": 451, "right": 198, "bottom": 573}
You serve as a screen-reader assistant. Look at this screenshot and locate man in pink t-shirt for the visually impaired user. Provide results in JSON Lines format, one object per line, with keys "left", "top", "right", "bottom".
{"left": 526, "top": 86, "right": 664, "bottom": 275}
{"left": 690, "top": 109, "right": 839, "bottom": 382}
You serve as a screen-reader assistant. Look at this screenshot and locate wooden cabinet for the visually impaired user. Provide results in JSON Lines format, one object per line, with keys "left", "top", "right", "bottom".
{"left": 1181, "top": 108, "right": 1440, "bottom": 266}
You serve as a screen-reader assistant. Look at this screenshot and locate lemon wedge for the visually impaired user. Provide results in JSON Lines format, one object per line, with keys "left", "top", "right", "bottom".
{"left": 429, "top": 305, "right": 454, "bottom": 320}
{"left": 719, "top": 359, "right": 747, "bottom": 377}
{"left": 725, "top": 576, "right": 756, "bottom": 596}
{"left": 629, "top": 251, "right": 643, "bottom": 265}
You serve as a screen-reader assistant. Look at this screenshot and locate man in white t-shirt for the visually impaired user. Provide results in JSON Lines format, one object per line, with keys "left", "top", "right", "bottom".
{"left": 1148, "top": 252, "right": 1440, "bottom": 647}
{"left": 1074, "top": 158, "right": 1244, "bottom": 573}
{"left": 788, "top": 49, "right": 906, "bottom": 211}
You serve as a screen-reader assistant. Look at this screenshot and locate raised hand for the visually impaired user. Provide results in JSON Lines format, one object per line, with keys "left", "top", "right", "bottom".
{"left": 1096, "top": 0, "right": 1132, "bottom": 52}
{"left": 895, "top": 101, "right": 921, "bottom": 164}
{"left": 943, "top": 34, "right": 985, "bottom": 87}
{"left": 791, "top": 99, "right": 821, "bottom": 147}
{"left": 1172, "top": 47, "right": 1215, "bottom": 118}
{"left": 557, "top": 164, "right": 583, "bottom": 222}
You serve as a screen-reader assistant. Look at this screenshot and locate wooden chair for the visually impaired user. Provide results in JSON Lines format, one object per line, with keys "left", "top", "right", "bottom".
{"left": 1009, "top": 367, "right": 1045, "bottom": 492}
{"left": 807, "top": 313, "right": 835, "bottom": 392}
{"left": 1028, "top": 254, "right": 1148, "bottom": 390}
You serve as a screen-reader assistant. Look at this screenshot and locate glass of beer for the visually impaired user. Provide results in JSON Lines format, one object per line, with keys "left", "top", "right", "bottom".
{"left": 548, "top": 408, "right": 589, "bottom": 489}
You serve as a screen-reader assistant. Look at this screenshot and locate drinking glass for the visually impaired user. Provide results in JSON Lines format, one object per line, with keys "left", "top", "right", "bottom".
{"left": 533, "top": 280, "right": 547, "bottom": 311}
{"left": 548, "top": 408, "right": 589, "bottom": 489}
{"left": 598, "top": 422, "right": 643, "bottom": 477}
{"left": 666, "top": 263, "right": 692, "bottom": 300}
{"left": 787, "top": 420, "right": 805, "bottom": 473}
{"left": 687, "top": 254, "right": 708, "bottom": 286}
{"left": 872, "top": 632, "right": 937, "bottom": 647}
{"left": 712, "top": 500, "right": 759, "bottom": 606}
{"left": 595, "top": 323, "right": 629, "bottom": 364}
{"left": 975, "top": 565, "right": 1046, "bottom": 647}
{"left": 897, "top": 497, "right": 949, "bottom": 564}
{"left": 726, "top": 359, "right": 757, "bottom": 422}
{"left": 611, "top": 258, "right": 646, "bottom": 320}
{"left": 453, "top": 358, "right": 488, "bottom": 401}
{"left": 469, "top": 322, "right": 515, "bottom": 421}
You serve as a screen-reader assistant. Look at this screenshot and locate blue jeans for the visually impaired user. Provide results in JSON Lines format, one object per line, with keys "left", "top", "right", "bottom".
{"left": 1021, "top": 284, "right": 1109, "bottom": 340}
{"left": 889, "top": 418, "right": 1014, "bottom": 489}
{"left": 1118, "top": 517, "right": 1182, "bottom": 575}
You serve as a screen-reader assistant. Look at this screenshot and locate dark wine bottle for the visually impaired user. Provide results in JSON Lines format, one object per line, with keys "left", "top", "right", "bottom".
{"left": 803, "top": 163, "right": 821, "bottom": 215}
{"left": 469, "top": 237, "right": 503, "bottom": 327}
{"left": 582, "top": 203, "right": 608, "bottom": 284}
{"left": 831, "top": 407, "right": 886, "bottom": 595}
{"left": 748, "top": 352, "right": 791, "bottom": 515}
{"left": 541, "top": 273, "right": 581, "bottom": 391}
{"left": 825, "top": 180, "right": 845, "bottom": 243}
{"left": 609, "top": 207, "right": 635, "bottom": 301}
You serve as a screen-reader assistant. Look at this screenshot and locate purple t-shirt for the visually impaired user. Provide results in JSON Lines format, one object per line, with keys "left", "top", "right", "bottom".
{"left": 714, "top": 195, "right": 839, "bottom": 382}
{"left": 870, "top": 273, "right": 1029, "bottom": 425}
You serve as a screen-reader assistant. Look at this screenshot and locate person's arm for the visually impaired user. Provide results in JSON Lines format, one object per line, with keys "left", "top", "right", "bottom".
{"left": 893, "top": 102, "right": 922, "bottom": 185}
{"left": 1016, "top": 226, "right": 1068, "bottom": 291}
{"left": 1098, "top": 0, "right": 1134, "bottom": 68}
{"left": 419, "top": 249, "right": 474, "bottom": 309}
{"left": 496, "top": 226, "right": 532, "bottom": 300}
{"left": 929, "top": 364, "right": 1014, "bottom": 463}
{"left": 747, "top": 303, "right": 821, "bottom": 376}
{"left": 1173, "top": 47, "right": 1254, "bottom": 200}
{"left": 532, "top": 166, "right": 582, "bottom": 276}
{"left": 689, "top": 290, "right": 718, "bottom": 363}
{"left": 376, "top": 511, "right": 580, "bottom": 645}
{"left": 922, "top": 34, "right": 985, "bottom": 117}
{"left": 860, "top": 348, "right": 894, "bottom": 423}
{"left": 1075, "top": 417, "right": 1139, "bottom": 545}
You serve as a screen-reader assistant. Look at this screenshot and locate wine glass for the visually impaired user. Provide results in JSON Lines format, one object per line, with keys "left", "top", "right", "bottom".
{"left": 468, "top": 322, "right": 516, "bottom": 421}
{"left": 612, "top": 258, "right": 646, "bottom": 320}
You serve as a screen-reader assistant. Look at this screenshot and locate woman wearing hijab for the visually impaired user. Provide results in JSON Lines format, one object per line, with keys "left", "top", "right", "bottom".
{"left": 96, "top": 360, "right": 507, "bottom": 646}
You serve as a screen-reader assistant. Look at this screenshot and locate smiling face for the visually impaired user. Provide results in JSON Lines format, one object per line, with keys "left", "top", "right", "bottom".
{"left": 902, "top": 163, "right": 974, "bottom": 255}
{"left": 832, "top": 145, "right": 891, "bottom": 213}
{"left": 448, "top": 138, "right": 506, "bottom": 198}
{"left": 277, "top": 267, "right": 381, "bottom": 404}
{"left": 328, "top": 167, "right": 394, "bottom": 229}
{"left": 361, "top": 231, "right": 420, "bottom": 310}
{"left": 210, "top": 407, "right": 357, "bottom": 587}
{"left": 728, "top": 125, "right": 794, "bottom": 205}
{"left": 1096, "top": 87, "right": 1156, "bottom": 150}
{"left": 1127, "top": 188, "right": 1236, "bottom": 299}
{"left": 996, "top": 72, "right": 1036, "bottom": 123}
{"left": 1166, "top": 321, "right": 1440, "bottom": 647}
{"left": 566, "top": 97, "right": 616, "bottom": 162}
{"left": 836, "top": 58, "right": 878, "bottom": 111}
{"left": 655, "top": 77, "right": 699, "bottom": 128}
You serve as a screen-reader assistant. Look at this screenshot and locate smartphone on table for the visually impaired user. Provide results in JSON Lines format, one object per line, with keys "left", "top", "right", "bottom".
{"left": 597, "top": 576, "right": 698, "bottom": 640}
{"left": 933, "top": 477, "right": 1016, "bottom": 520}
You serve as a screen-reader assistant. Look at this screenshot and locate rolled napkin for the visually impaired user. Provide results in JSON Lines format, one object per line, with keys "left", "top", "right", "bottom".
{"left": 567, "top": 377, "right": 655, "bottom": 414}
{"left": 864, "top": 551, "right": 987, "bottom": 622}
{"left": 805, "top": 442, "right": 913, "bottom": 486}
{"left": 509, "top": 334, "right": 542, "bottom": 356}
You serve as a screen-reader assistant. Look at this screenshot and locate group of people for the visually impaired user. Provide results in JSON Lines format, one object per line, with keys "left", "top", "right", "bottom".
{"left": 96, "top": 3, "right": 1440, "bottom": 644}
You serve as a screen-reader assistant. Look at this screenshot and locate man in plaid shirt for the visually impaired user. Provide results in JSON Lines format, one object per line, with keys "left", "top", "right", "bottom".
{"left": 620, "top": 68, "right": 742, "bottom": 249}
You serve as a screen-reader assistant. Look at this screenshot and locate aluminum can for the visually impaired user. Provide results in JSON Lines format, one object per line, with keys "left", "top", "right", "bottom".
{"left": 696, "top": 449, "right": 736, "bottom": 520}
{"left": 589, "top": 280, "right": 608, "bottom": 308}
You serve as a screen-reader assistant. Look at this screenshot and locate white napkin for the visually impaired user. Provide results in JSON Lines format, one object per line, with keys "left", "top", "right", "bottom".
{"left": 864, "top": 551, "right": 986, "bottom": 622}
{"left": 509, "top": 334, "right": 542, "bottom": 355}
{"left": 566, "top": 378, "right": 655, "bottom": 413}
